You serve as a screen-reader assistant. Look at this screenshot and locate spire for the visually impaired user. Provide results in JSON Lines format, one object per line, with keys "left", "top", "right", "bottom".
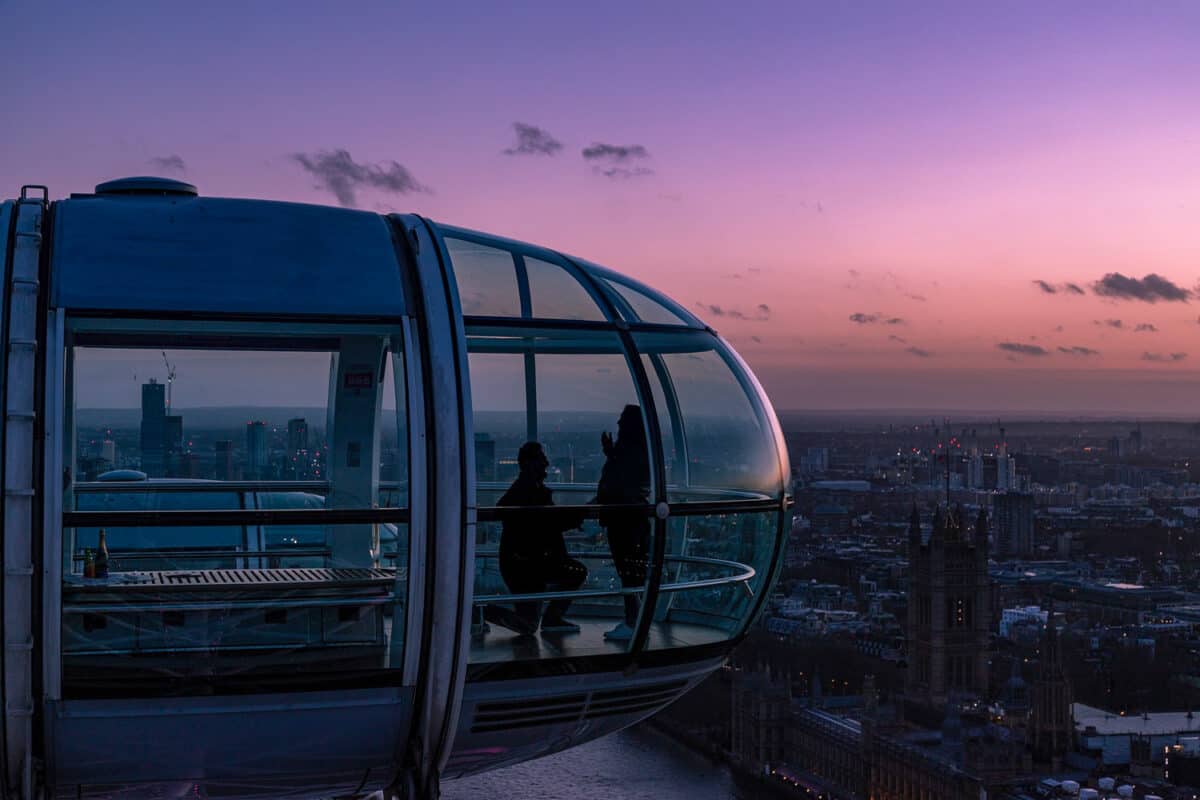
{"left": 1040, "top": 599, "right": 1063, "bottom": 680}
{"left": 975, "top": 505, "right": 989, "bottom": 548}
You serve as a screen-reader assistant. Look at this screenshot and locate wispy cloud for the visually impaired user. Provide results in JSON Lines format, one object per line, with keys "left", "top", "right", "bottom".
{"left": 582, "top": 141, "right": 653, "bottom": 179}
{"left": 149, "top": 154, "right": 186, "bottom": 173}
{"left": 1094, "top": 319, "right": 1124, "bottom": 329}
{"left": 1134, "top": 323, "right": 1159, "bottom": 333}
{"left": 906, "top": 346, "right": 933, "bottom": 358}
{"left": 1142, "top": 351, "right": 1188, "bottom": 363}
{"left": 582, "top": 143, "right": 649, "bottom": 161}
{"left": 1057, "top": 345, "right": 1100, "bottom": 357}
{"left": 997, "top": 342, "right": 1050, "bottom": 357}
{"left": 1093, "top": 272, "right": 1191, "bottom": 303}
{"left": 888, "top": 334, "right": 907, "bottom": 344}
{"left": 598, "top": 166, "right": 654, "bottom": 179}
{"left": 503, "top": 122, "right": 563, "bottom": 156}
{"left": 1032, "top": 280, "right": 1087, "bottom": 295}
{"left": 695, "top": 302, "right": 771, "bottom": 321}
{"left": 849, "top": 312, "right": 904, "bottom": 325}
{"left": 291, "top": 148, "right": 430, "bottom": 208}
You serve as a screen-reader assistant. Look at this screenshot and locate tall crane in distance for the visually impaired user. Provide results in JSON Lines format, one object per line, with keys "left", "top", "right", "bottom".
{"left": 162, "top": 351, "right": 176, "bottom": 414}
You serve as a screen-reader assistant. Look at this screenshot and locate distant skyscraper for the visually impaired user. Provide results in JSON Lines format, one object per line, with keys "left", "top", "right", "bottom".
{"left": 993, "top": 492, "right": 1034, "bottom": 558}
{"left": 287, "top": 418, "right": 308, "bottom": 454}
{"left": 474, "top": 433, "right": 496, "bottom": 482}
{"left": 163, "top": 415, "right": 183, "bottom": 452}
{"left": 214, "top": 440, "right": 235, "bottom": 481}
{"left": 140, "top": 379, "right": 166, "bottom": 475}
{"left": 246, "top": 421, "right": 268, "bottom": 479}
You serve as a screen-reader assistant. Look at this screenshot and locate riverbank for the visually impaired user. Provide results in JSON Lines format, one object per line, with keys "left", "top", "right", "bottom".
{"left": 643, "top": 717, "right": 805, "bottom": 799}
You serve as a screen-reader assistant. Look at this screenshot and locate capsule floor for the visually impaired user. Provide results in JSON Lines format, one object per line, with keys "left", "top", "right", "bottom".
{"left": 467, "top": 618, "right": 729, "bottom": 663}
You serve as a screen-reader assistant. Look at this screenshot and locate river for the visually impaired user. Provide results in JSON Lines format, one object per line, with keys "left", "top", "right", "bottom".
{"left": 442, "top": 725, "right": 764, "bottom": 800}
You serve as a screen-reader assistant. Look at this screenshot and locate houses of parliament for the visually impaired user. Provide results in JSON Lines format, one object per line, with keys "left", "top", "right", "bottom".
{"left": 732, "top": 503, "right": 1075, "bottom": 800}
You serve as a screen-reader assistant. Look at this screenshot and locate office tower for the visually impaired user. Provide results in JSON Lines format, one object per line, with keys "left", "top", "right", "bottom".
{"left": 906, "top": 505, "right": 991, "bottom": 710}
{"left": 214, "top": 440, "right": 235, "bottom": 481}
{"left": 140, "top": 379, "right": 166, "bottom": 475}
{"left": 993, "top": 491, "right": 1034, "bottom": 558}
{"left": 474, "top": 433, "right": 496, "bottom": 482}
{"left": 246, "top": 421, "right": 268, "bottom": 480}
{"left": 287, "top": 418, "right": 308, "bottom": 454}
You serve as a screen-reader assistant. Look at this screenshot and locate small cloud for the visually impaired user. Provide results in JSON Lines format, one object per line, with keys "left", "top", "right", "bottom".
{"left": 582, "top": 143, "right": 650, "bottom": 161}
{"left": 1094, "top": 319, "right": 1124, "bottom": 329}
{"left": 598, "top": 166, "right": 654, "bottom": 179}
{"left": 849, "top": 312, "right": 904, "bottom": 325}
{"left": 695, "top": 302, "right": 770, "bottom": 321}
{"left": 1093, "top": 272, "right": 1190, "bottom": 303}
{"left": 1134, "top": 323, "right": 1159, "bottom": 333}
{"left": 888, "top": 334, "right": 907, "bottom": 344}
{"left": 997, "top": 342, "right": 1050, "bottom": 357}
{"left": 1054, "top": 325, "right": 1064, "bottom": 332}
{"left": 503, "top": 122, "right": 563, "bottom": 156}
{"left": 1033, "top": 280, "right": 1087, "bottom": 296}
{"left": 291, "top": 148, "right": 430, "bottom": 207}
{"left": 906, "top": 293, "right": 928, "bottom": 302}
{"left": 583, "top": 142, "right": 653, "bottom": 179}
{"left": 751, "top": 336, "right": 763, "bottom": 344}
{"left": 149, "top": 154, "right": 186, "bottom": 173}
{"left": 1142, "top": 351, "right": 1188, "bottom": 363}
{"left": 906, "top": 346, "right": 933, "bottom": 358}
{"left": 1057, "top": 346, "right": 1100, "bottom": 357}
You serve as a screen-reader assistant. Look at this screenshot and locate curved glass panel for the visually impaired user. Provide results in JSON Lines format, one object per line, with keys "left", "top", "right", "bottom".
{"left": 445, "top": 237, "right": 521, "bottom": 317}
{"left": 645, "top": 510, "right": 779, "bottom": 653}
{"left": 634, "top": 332, "right": 784, "bottom": 501}
{"left": 604, "top": 277, "right": 692, "bottom": 326}
{"left": 466, "top": 327, "right": 657, "bottom": 663}
{"left": 524, "top": 256, "right": 606, "bottom": 321}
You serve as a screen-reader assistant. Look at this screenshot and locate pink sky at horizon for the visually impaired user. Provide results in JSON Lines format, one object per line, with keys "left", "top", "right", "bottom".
{"left": 3, "top": 1, "right": 1200, "bottom": 414}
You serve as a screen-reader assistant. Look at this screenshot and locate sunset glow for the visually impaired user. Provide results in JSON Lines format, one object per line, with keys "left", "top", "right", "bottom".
{"left": 5, "top": 1, "right": 1200, "bottom": 412}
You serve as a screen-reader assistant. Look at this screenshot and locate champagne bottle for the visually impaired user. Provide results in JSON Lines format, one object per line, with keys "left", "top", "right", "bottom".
{"left": 95, "top": 529, "right": 109, "bottom": 579}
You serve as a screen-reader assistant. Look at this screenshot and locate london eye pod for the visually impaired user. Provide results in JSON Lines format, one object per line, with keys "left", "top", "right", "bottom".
{"left": 0, "top": 178, "right": 792, "bottom": 799}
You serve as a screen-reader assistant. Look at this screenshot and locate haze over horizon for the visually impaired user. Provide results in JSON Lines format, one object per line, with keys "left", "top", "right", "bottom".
{"left": 5, "top": 1, "right": 1200, "bottom": 413}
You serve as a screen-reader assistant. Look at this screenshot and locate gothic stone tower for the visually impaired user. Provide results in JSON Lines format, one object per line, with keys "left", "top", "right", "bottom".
{"left": 906, "top": 504, "right": 991, "bottom": 710}
{"left": 1030, "top": 605, "right": 1073, "bottom": 770}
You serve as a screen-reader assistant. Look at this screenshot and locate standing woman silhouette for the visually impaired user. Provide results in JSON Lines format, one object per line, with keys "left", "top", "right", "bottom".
{"left": 596, "top": 404, "right": 651, "bottom": 641}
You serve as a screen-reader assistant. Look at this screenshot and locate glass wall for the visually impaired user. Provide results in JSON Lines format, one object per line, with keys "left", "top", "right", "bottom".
{"left": 61, "top": 319, "right": 410, "bottom": 696}
{"left": 447, "top": 229, "right": 788, "bottom": 670}
{"left": 467, "top": 326, "right": 656, "bottom": 663}
{"left": 634, "top": 331, "right": 784, "bottom": 653}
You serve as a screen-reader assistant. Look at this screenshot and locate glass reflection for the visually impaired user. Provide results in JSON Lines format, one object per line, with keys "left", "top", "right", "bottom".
{"left": 636, "top": 333, "right": 783, "bottom": 500}
{"left": 653, "top": 511, "right": 776, "bottom": 642}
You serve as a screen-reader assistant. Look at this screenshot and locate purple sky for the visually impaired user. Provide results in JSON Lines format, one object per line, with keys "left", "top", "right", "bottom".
{"left": 5, "top": 2, "right": 1200, "bottom": 414}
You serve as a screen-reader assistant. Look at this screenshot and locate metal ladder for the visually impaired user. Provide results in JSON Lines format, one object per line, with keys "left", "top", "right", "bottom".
{"left": 3, "top": 187, "right": 46, "bottom": 799}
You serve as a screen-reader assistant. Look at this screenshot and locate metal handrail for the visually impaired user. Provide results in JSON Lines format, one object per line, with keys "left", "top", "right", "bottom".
{"left": 73, "top": 480, "right": 332, "bottom": 493}
{"left": 471, "top": 552, "right": 755, "bottom": 604}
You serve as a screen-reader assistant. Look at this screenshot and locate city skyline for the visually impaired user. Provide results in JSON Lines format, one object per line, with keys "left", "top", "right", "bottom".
{"left": 6, "top": 2, "right": 1200, "bottom": 412}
